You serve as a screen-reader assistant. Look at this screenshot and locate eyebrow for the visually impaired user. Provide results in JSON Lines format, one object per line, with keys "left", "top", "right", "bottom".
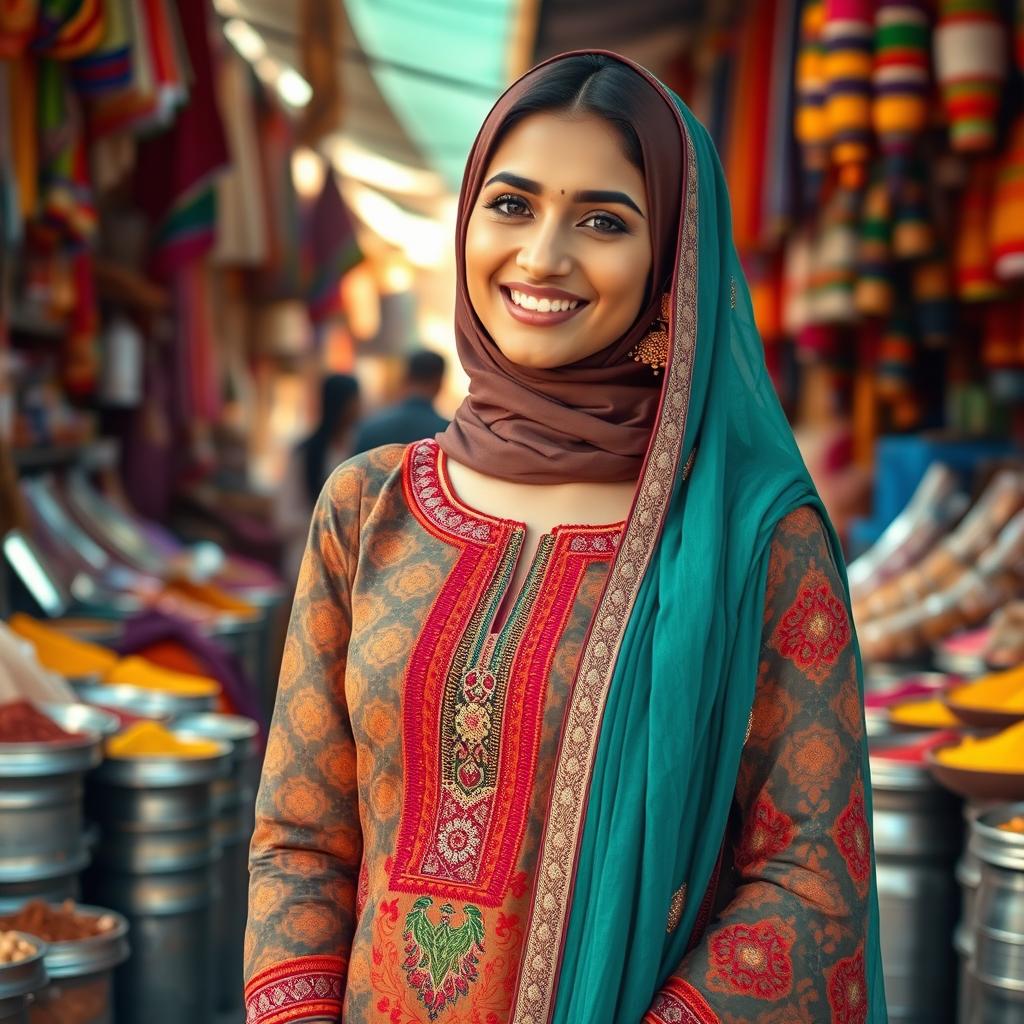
{"left": 483, "top": 172, "right": 645, "bottom": 218}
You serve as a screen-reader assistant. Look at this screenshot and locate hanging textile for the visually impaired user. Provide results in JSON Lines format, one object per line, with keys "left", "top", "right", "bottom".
{"left": 134, "top": 0, "right": 228, "bottom": 278}
{"left": 795, "top": 0, "right": 830, "bottom": 205}
{"left": 0, "top": 0, "right": 39, "bottom": 58}
{"left": 32, "top": 0, "right": 105, "bottom": 59}
{"left": 70, "top": 0, "right": 132, "bottom": 97}
{"left": 991, "top": 114, "right": 1024, "bottom": 282}
{"left": 934, "top": 0, "right": 1008, "bottom": 153}
{"left": 304, "top": 172, "right": 362, "bottom": 326}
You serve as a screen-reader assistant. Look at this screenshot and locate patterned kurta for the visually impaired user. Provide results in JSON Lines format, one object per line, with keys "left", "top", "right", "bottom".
{"left": 244, "top": 440, "right": 869, "bottom": 1024}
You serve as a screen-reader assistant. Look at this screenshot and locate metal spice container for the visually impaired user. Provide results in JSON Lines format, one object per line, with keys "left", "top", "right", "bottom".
{"left": 0, "top": 933, "right": 48, "bottom": 1024}
{"left": 968, "top": 801, "right": 1024, "bottom": 1023}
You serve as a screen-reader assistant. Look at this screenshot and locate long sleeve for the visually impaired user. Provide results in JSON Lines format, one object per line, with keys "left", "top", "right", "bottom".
{"left": 244, "top": 464, "right": 364, "bottom": 1024}
{"left": 644, "top": 507, "right": 871, "bottom": 1024}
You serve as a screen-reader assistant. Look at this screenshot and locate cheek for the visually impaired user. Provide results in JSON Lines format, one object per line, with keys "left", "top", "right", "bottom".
{"left": 464, "top": 218, "right": 503, "bottom": 297}
{"left": 595, "top": 243, "right": 651, "bottom": 324}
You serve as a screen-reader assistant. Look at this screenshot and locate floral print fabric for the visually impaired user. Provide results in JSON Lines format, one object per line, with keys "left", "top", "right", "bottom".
{"left": 643, "top": 507, "right": 869, "bottom": 1024}
{"left": 245, "top": 448, "right": 869, "bottom": 1024}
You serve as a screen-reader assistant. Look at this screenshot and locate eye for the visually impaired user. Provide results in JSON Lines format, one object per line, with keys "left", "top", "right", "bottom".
{"left": 484, "top": 193, "right": 532, "bottom": 218}
{"left": 580, "top": 211, "right": 628, "bottom": 234}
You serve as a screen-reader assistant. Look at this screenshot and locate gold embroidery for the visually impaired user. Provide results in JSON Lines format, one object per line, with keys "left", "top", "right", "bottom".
{"left": 510, "top": 122, "right": 700, "bottom": 1024}
{"left": 730, "top": 276, "right": 737, "bottom": 309}
{"left": 745, "top": 707, "right": 754, "bottom": 745}
{"left": 667, "top": 884, "right": 687, "bottom": 934}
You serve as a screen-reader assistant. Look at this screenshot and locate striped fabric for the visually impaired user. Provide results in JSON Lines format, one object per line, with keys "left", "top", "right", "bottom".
{"left": 32, "top": 0, "right": 105, "bottom": 59}
{"left": 934, "top": 0, "right": 1008, "bottom": 152}
{"left": 71, "top": 0, "right": 132, "bottom": 97}
{"left": 876, "top": 313, "right": 916, "bottom": 400}
{"left": 811, "top": 185, "right": 860, "bottom": 323}
{"left": 872, "top": 0, "right": 931, "bottom": 187}
{"left": 796, "top": 0, "right": 830, "bottom": 204}
{"left": 991, "top": 115, "right": 1024, "bottom": 281}
{"left": 823, "top": 0, "right": 876, "bottom": 187}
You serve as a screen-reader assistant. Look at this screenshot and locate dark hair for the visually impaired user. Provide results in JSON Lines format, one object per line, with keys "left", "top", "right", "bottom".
{"left": 495, "top": 54, "right": 647, "bottom": 172}
{"left": 406, "top": 349, "right": 446, "bottom": 385}
{"left": 299, "top": 373, "right": 360, "bottom": 505}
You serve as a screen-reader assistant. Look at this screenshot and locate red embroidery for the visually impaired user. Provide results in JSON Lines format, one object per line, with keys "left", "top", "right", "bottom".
{"left": 393, "top": 441, "right": 621, "bottom": 908}
{"left": 827, "top": 946, "right": 868, "bottom": 1023}
{"left": 645, "top": 977, "right": 719, "bottom": 1023}
{"left": 244, "top": 955, "right": 345, "bottom": 1024}
{"left": 833, "top": 780, "right": 871, "bottom": 895}
{"left": 356, "top": 861, "right": 370, "bottom": 920}
{"left": 771, "top": 568, "right": 850, "bottom": 683}
{"left": 736, "top": 794, "right": 796, "bottom": 874}
{"left": 707, "top": 918, "right": 794, "bottom": 1000}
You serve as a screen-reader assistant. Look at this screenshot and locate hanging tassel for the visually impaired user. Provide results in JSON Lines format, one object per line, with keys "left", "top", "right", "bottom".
{"left": 856, "top": 166, "right": 894, "bottom": 317}
{"left": 913, "top": 254, "right": 955, "bottom": 348}
{"left": 892, "top": 157, "right": 935, "bottom": 259}
{"left": 934, "top": 0, "right": 1008, "bottom": 153}
{"left": 872, "top": 0, "right": 931, "bottom": 192}
{"left": 823, "top": 0, "right": 876, "bottom": 188}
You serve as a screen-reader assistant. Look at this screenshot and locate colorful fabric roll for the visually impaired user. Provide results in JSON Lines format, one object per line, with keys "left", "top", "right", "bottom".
{"left": 796, "top": 0, "right": 830, "bottom": 205}
{"left": 856, "top": 168, "right": 894, "bottom": 317}
{"left": 811, "top": 185, "right": 861, "bottom": 323}
{"left": 0, "top": 0, "right": 39, "bottom": 57}
{"left": 70, "top": 0, "right": 132, "bottom": 97}
{"left": 991, "top": 114, "right": 1024, "bottom": 281}
{"left": 32, "top": 0, "right": 105, "bottom": 58}
{"left": 872, "top": 0, "right": 931, "bottom": 188}
{"left": 913, "top": 254, "right": 954, "bottom": 347}
{"left": 934, "top": 0, "right": 1008, "bottom": 152}
{"left": 823, "top": 0, "right": 876, "bottom": 187}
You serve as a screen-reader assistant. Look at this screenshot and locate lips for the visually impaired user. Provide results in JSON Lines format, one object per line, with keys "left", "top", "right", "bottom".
{"left": 499, "top": 285, "right": 588, "bottom": 328}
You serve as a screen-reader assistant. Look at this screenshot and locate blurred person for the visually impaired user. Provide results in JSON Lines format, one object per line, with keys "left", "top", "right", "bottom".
{"left": 274, "top": 373, "right": 360, "bottom": 580}
{"left": 246, "top": 52, "right": 885, "bottom": 1024}
{"left": 351, "top": 349, "right": 449, "bottom": 452}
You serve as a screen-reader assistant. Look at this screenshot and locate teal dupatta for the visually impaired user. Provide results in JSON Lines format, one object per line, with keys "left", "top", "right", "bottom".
{"left": 523, "top": 60, "right": 887, "bottom": 1024}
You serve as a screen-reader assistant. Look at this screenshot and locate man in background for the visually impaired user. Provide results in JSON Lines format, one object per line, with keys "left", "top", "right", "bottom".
{"left": 352, "top": 349, "right": 449, "bottom": 453}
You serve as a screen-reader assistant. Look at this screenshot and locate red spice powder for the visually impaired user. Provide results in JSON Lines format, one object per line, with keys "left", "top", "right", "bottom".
{"left": 872, "top": 729, "right": 961, "bottom": 763}
{"left": 0, "top": 702, "right": 76, "bottom": 743}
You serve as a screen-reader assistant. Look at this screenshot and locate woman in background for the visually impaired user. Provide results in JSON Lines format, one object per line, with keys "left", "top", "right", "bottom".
{"left": 274, "top": 373, "right": 360, "bottom": 581}
{"left": 246, "top": 51, "right": 886, "bottom": 1023}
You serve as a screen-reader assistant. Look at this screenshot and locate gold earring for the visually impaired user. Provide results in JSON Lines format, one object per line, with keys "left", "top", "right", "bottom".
{"left": 631, "top": 293, "right": 671, "bottom": 375}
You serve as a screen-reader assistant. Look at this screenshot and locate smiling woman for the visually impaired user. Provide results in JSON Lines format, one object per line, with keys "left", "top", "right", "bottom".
{"left": 243, "top": 51, "right": 887, "bottom": 1024}
{"left": 465, "top": 114, "right": 652, "bottom": 369}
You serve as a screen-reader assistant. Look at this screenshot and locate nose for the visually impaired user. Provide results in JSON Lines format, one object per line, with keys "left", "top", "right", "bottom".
{"left": 515, "top": 217, "right": 572, "bottom": 279}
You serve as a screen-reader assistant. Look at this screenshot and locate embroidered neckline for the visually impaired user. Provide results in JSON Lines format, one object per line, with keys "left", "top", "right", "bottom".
{"left": 406, "top": 439, "right": 626, "bottom": 548}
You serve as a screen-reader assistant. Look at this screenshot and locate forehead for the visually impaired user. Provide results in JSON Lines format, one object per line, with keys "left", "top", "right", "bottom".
{"left": 480, "top": 112, "right": 645, "bottom": 197}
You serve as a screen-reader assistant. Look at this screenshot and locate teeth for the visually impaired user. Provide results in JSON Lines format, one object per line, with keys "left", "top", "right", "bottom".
{"left": 509, "top": 290, "right": 580, "bottom": 313}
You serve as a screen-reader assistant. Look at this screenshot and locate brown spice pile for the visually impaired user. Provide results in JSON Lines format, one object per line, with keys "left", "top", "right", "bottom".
{"left": 0, "top": 900, "right": 116, "bottom": 942}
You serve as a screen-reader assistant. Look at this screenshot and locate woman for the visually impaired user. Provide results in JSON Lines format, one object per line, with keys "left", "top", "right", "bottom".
{"left": 245, "top": 52, "right": 886, "bottom": 1023}
{"left": 275, "top": 373, "right": 361, "bottom": 581}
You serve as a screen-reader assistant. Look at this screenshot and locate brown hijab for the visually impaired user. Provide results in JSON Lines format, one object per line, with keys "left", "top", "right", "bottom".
{"left": 437, "top": 52, "right": 685, "bottom": 484}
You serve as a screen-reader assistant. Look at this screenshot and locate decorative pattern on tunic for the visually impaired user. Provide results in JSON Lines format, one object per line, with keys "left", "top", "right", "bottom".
{"left": 244, "top": 956, "right": 345, "bottom": 1024}
{"left": 392, "top": 441, "right": 622, "bottom": 912}
{"left": 645, "top": 978, "right": 719, "bottom": 1024}
{"left": 244, "top": 443, "right": 869, "bottom": 1024}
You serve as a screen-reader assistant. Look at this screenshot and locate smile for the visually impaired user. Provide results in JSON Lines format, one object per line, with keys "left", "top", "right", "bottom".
{"left": 499, "top": 285, "right": 588, "bottom": 327}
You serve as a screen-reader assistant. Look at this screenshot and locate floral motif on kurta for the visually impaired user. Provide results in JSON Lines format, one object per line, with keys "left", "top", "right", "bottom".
{"left": 244, "top": 445, "right": 871, "bottom": 1024}
{"left": 770, "top": 567, "right": 851, "bottom": 683}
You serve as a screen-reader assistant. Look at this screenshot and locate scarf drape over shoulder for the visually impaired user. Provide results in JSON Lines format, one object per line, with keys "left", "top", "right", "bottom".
{"left": 440, "top": 52, "right": 887, "bottom": 1023}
